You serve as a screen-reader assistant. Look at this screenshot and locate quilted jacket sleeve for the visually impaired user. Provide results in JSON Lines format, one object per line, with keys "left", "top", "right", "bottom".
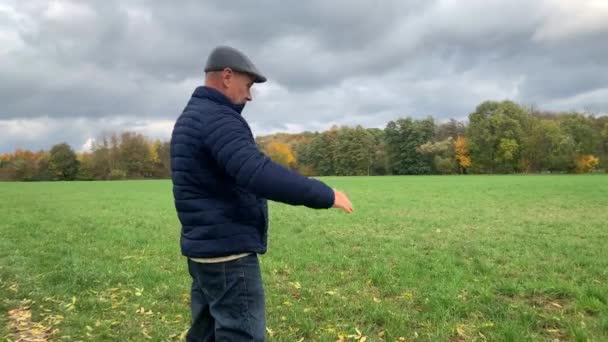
{"left": 202, "top": 114, "right": 334, "bottom": 209}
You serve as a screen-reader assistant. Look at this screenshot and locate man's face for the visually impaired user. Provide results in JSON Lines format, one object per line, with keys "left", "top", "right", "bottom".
{"left": 223, "top": 69, "right": 254, "bottom": 105}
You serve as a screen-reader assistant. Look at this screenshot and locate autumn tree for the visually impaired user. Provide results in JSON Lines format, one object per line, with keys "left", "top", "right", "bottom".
{"left": 454, "top": 135, "right": 471, "bottom": 174}
{"left": 264, "top": 141, "right": 297, "bottom": 169}
{"left": 575, "top": 155, "right": 600, "bottom": 173}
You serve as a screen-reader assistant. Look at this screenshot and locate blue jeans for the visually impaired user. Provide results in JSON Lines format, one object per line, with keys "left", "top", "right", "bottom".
{"left": 186, "top": 254, "right": 266, "bottom": 342}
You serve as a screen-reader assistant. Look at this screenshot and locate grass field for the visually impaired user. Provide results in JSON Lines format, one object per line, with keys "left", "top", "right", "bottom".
{"left": 1, "top": 175, "right": 607, "bottom": 341}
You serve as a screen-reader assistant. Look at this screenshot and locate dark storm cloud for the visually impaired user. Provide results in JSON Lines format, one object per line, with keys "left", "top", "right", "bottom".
{"left": 1, "top": 0, "right": 607, "bottom": 152}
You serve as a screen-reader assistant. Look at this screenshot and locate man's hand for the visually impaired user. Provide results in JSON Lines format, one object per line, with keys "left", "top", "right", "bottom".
{"left": 332, "top": 189, "right": 354, "bottom": 214}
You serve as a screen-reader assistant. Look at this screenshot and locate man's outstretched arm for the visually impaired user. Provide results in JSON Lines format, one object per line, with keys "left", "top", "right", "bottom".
{"left": 203, "top": 114, "right": 353, "bottom": 213}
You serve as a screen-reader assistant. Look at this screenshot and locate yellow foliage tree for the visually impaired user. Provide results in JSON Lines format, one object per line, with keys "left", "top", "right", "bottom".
{"left": 265, "top": 141, "right": 296, "bottom": 168}
{"left": 454, "top": 135, "right": 472, "bottom": 173}
{"left": 148, "top": 140, "right": 161, "bottom": 164}
{"left": 575, "top": 154, "right": 599, "bottom": 173}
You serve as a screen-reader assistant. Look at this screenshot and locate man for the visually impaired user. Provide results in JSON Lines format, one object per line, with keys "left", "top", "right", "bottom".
{"left": 170, "top": 46, "right": 354, "bottom": 341}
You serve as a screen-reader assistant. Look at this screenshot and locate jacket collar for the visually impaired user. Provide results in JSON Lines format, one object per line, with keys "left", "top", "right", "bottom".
{"left": 191, "top": 86, "right": 245, "bottom": 114}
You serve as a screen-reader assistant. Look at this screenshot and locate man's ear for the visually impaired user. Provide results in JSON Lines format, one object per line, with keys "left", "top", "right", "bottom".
{"left": 221, "top": 68, "right": 233, "bottom": 88}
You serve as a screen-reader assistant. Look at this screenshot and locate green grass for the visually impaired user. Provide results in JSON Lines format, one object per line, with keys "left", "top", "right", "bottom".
{"left": 1, "top": 175, "right": 607, "bottom": 341}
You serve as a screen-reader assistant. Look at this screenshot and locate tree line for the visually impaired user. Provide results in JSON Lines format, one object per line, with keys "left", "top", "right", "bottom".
{"left": 0, "top": 132, "right": 171, "bottom": 181}
{"left": 1, "top": 100, "right": 607, "bottom": 181}
{"left": 259, "top": 101, "right": 607, "bottom": 175}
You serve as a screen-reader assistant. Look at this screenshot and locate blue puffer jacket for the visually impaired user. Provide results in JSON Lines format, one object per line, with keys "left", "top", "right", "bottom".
{"left": 171, "top": 86, "right": 335, "bottom": 258}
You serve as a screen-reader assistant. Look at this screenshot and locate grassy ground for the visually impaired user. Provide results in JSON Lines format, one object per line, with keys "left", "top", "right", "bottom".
{"left": 1, "top": 175, "right": 607, "bottom": 341}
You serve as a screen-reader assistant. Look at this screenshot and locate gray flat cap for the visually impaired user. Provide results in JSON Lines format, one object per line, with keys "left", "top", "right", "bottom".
{"left": 204, "top": 46, "right": 267, "bottom": 83}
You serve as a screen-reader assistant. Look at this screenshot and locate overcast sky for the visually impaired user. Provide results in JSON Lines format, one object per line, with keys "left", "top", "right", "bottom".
{"left": 1, "top": 0, "right": 607, "bottom": 153}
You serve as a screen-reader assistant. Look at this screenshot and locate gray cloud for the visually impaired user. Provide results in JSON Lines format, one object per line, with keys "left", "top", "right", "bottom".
{"left": 1, "top": 0, "right": 607, "bottom": 152}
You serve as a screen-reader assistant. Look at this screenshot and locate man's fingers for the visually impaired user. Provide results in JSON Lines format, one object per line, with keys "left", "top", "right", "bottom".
{"left": 332, "top": 189, "right": 353, "bottom": 213}
{"left": 343, "top": 204, "right": 353, "bottom": 214}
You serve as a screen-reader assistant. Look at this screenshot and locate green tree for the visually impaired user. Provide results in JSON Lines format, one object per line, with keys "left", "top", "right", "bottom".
{"left": 600, "top": 120, "right": 608, "bottom": 170}
{"left": 76, "top": 152, "right": 95, "bottom": 180}
{"left": 417, "top": 137, "right": 457, "bottom": 174}
{"left": 520, "top": 115, "right": 548, "bottom": 172}
{"left": 468, "top": 101, "right": 528, "bottom": 173}
{"left": 305, "top": 127, "right": 339, "bottom": 176}
{"left": 91, "top": 135, "right": 112, "bottom": 180}
{"left": 118, "top": 132, "right": 153, "bottom": 178}
{"left": 435, "top": 119, "right": 466, "bottom": 141}
{"left": 385, "top": 117, "right": 435, "bottom": 175}
{"left": 367, "top": 128, "right": 389, "bottom": 175}
{"left": 33, "top": 151, "right": 52, "bottom": 181}
{"left": 334, "top": 126, "right": 375, "bottom": 176}
{"left": 560, "top": 114, "right": 600, "bottom": 155}
{"left": 543, "top": 120, "right": 576, "bottom": 172}
{"left": 48, "top": 143, "right": 80, "bottom": 180}
{"left": 157, "top": 141, "right": 171, "bottom": 178}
